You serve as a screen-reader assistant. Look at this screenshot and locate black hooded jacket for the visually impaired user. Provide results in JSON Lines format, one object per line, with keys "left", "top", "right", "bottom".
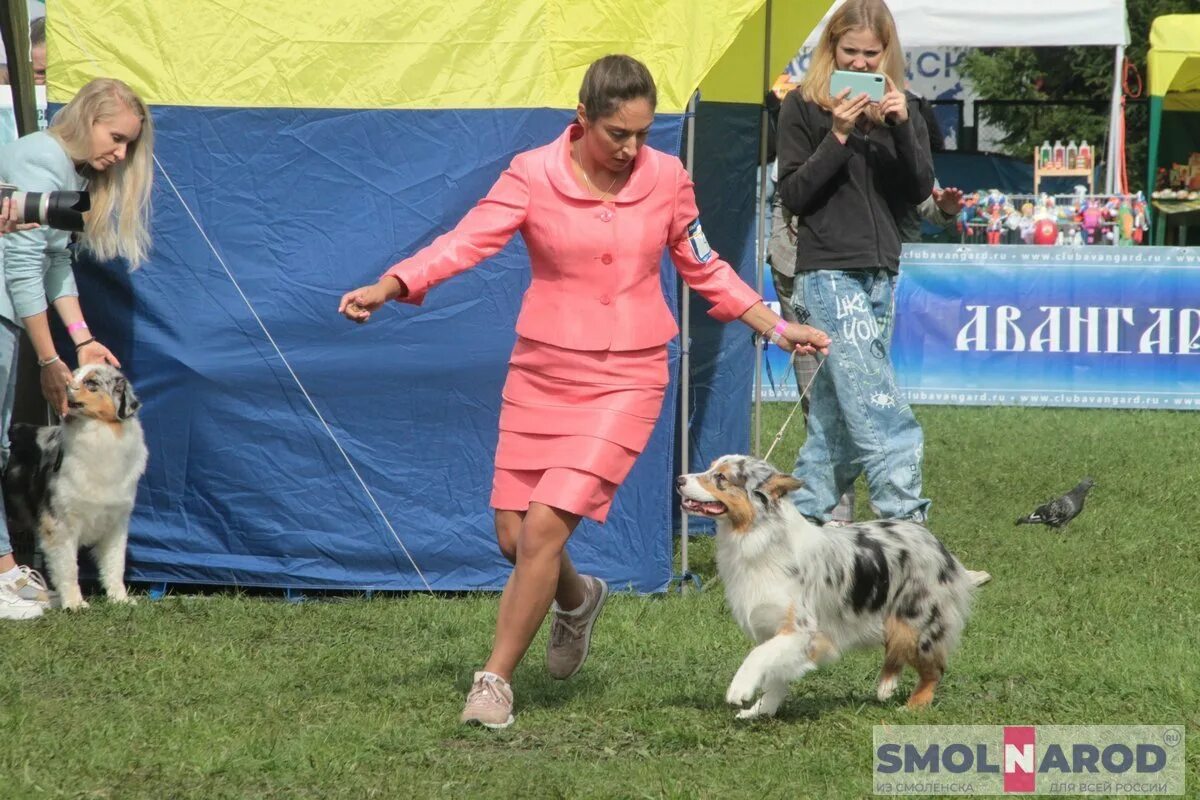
{"left": 775, "top": 89, "right": 934, "bottom": 272}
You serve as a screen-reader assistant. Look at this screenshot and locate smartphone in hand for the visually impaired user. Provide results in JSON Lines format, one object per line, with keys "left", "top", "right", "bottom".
{"left": 829, "top": 70, "right": 886, "bottom": 103}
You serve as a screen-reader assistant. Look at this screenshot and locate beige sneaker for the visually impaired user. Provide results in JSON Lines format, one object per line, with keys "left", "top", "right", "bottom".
{"left": 460, "top": 671, "right": 514, "bottom": 729}
{"left": 967, "top": 569, "right": 992, "bottom": 587}
{"left": 547, "top": 575, "right": 608, "bottom": 680}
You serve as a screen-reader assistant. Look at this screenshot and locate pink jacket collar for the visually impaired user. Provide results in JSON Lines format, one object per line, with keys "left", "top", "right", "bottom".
{"left": 544, "top": 122, "right": 659, "bottom": 204}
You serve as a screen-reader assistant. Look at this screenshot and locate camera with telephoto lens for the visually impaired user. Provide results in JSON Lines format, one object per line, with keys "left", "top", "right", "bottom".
{"left": 0, "top": 183, "right": 90, "bottom": 232}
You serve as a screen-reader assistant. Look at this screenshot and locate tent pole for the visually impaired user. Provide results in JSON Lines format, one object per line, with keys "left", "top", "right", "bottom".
{"left": 1105, "top": 45, "right": 1124, "bottom": 194}
{"left": 0, "top": 1, "right": 38, "bottom": 138}
{"left": 754, "top": 0, "right": 773, "bottom": 457}
{"left": 679, "top": 90, "right": 698, "bottom": 595}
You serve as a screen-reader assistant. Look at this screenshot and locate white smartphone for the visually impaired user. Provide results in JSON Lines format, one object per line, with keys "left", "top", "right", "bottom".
{"left": 829, "top": 70, "right": 886, "bottom": 103}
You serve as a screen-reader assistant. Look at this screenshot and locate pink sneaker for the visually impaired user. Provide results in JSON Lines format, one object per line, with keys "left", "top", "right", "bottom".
{"left": 460, "top": 671, "right": 514, "bottom": 729}
{"left": 547, "top": 575, "right": 608, "bottom": 680}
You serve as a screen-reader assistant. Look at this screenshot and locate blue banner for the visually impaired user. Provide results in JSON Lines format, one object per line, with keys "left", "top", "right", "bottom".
{"left": 758, "top": 245, "right": 1200, "bottom": 410}
{"left": 893, "top": 245, "right": 1200, "bottom": 410}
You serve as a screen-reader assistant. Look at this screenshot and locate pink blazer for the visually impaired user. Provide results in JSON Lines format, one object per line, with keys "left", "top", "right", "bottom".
{"left": 383, "top": 123, "right": 762, "bottom": 351}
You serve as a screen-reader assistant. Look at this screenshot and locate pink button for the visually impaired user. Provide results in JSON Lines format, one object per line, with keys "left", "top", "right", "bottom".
{"left": 600, "top": 254, "right": 613, "bottom": 264}
{"left": 599, "top": 295, "right": 611, "bottom": 305}
{"left": 599, "top": 209, "right": 613, "bottom": 222}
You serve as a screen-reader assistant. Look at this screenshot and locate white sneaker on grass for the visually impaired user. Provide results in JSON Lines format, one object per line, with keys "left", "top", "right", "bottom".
{"left": 966, "top": 569, "right": 992, "bottom": 587}
{"left": 0, "top": 578, "right": 44, "bottom": 620}
{"left": 11, "top": 566, "right": 53, "bottom": 609}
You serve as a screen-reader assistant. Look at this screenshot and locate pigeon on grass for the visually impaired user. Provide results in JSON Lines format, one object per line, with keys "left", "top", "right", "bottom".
{"left": 1015, "top": 478, "right": 1095, "bottom": 529}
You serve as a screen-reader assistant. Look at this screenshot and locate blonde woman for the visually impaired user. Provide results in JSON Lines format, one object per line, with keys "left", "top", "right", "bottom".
{"left": 776, "top": 0, "right": 934, "bottom": 525}
{"left": 0, "top": 77, "right": 154, "bottom": 620}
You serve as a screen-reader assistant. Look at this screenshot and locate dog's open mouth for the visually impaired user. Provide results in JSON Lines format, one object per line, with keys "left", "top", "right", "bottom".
{"left": 680, "top": 498, "right": 727, "bottom": 516}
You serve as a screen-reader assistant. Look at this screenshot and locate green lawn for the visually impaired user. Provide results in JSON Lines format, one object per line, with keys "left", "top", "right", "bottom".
{"left": 1, "top": 405, "right": 1197, "bottom": 799}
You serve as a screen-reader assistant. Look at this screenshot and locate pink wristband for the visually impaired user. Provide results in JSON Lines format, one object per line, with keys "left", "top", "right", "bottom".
{"left": 773, "top": 320, "right": 788, "bottom": 337}
{"left": 67, "top": 320, "right": 89, "bottom": 335}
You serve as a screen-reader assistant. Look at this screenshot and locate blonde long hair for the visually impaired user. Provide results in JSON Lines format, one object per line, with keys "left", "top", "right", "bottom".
{"left": 801, "top": 0, "right": 905, "bottom": 124}
{"left": 48, "top": 78, "right": 154, "bottom": 269}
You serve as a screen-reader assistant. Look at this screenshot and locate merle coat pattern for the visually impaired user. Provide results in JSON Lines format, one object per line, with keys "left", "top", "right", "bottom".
{"left": 676, "top": 455, "right": 973, "bottom": 718}
{"left": 3, "top": 364, "right": 146, "bottom": 610}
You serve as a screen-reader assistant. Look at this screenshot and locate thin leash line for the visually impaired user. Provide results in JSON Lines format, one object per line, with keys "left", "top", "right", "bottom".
{"left": 762, "top": 347, "right": 825, "bottom": 463}
{"left": 59, "top": 14, "right": 434, "bottom": 595}
{"left": 761, "top": 269, "right": 893, "bottom": 462}
{"left": 154, "top": 165, "right": 434, "bottom": 597}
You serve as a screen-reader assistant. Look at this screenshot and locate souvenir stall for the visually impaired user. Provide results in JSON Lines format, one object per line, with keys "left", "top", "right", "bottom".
{"left": 1146, "top": 14, "right": 1200, "bottom": 246}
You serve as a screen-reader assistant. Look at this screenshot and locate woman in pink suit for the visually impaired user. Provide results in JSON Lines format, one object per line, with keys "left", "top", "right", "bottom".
{"left": 339, "top": 55, "right": 830, "bottom": 728}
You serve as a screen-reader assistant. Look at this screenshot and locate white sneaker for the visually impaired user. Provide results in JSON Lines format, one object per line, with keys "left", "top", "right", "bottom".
{"left": 11, "top": 566, "right": 53, "bottom": 609}
{"left": 966, "top": 569, "right": 992, "bottom": 587}
{"left": 0, "top": 578, "right": 45, "bottom": 620}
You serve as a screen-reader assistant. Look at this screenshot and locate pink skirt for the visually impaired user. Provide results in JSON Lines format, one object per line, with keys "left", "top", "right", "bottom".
{"left": 490, "top": 337, "right": 669, "bottom": 523}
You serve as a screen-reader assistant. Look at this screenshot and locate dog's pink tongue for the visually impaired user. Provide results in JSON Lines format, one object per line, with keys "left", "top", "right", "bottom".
{"left": 702, "top": 502, "right": 725, "bottom": 514}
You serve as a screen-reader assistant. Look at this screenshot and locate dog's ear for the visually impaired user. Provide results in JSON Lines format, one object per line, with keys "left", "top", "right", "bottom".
{"left": 115, "top": 378, "right": 141, "bottom": 420}
{"left": 759, "top": 474, "right": 803, "bottom": 502}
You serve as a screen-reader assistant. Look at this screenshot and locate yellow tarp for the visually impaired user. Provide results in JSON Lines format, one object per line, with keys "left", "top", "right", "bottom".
{"left": 700, "top": 1, "right": 828, "bottom": 104}
{"left": 1148, "top": 14, "right": 1200, "bottom": 99}
{"left": 48, "top": 0, "right": 829, "bottom": 112}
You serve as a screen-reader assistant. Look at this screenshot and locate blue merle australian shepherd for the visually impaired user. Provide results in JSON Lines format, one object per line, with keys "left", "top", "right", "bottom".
{"left": 3, "top": 364, "right": 146, "bottom": 611}
{"left": 676, "top": 455, "right": 973, "bottom": 718}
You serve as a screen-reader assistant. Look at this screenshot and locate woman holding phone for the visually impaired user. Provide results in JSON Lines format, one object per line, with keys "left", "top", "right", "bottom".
{"left": 775, "top": 0, "right": 935, "bottom": 525}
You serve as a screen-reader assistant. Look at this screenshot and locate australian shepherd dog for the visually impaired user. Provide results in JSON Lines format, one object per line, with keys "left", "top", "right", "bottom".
{"left": 676, "top": 455, "right": 973, "bottom": 718}
{"left": 3, "top": 364, "right": 147, "bottom": 610}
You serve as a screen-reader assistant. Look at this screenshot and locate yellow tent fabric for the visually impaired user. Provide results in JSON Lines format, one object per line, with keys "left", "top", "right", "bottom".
{"left": 1146, "top": 15, "right": 1200, "bottom": 204}
{"left": 700, "top": 1, "right": 829, "bottom": 104}
{"left": 48, "top": 0, "right": 830, "bottom": 112}
{"left": 1148, "top": 14, "right": 1200, "bottom": 99}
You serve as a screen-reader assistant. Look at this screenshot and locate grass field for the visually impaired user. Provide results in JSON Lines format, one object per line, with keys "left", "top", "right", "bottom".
{"left": 1, "top": 405, "right": 1197, "bottom": 799}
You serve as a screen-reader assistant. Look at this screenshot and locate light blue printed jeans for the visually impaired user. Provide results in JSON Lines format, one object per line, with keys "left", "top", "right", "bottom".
{"left": 789, "top": 269, "right": 930, "bottom": 523}
{"left": 0, "top": 318, "right": 19, "bottom": 556}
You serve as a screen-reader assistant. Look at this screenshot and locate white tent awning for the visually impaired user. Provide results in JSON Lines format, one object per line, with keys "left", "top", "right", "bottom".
{"left": 804, "top": 0, "right": 1130, "bottom": 48}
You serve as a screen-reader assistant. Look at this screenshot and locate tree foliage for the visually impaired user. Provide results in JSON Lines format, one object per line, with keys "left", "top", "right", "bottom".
{"left": 958, "top": 0, "right": 1195, "bottom": 190}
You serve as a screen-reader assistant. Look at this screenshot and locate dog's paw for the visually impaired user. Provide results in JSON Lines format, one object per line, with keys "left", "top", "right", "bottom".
{"left": 725, "top": 670, "right": 761, "bottom": 707}
{"left": 110, "top": 595, "right": 137, "bottom": 606}
{"left": 735, "top": 698, "right": 776, "bottom": 721}
{"left": 876, "top": 674, "right": 899, "bottom": 702}
{"left": 62, "top": 598, "right": 90, "bottom": 612}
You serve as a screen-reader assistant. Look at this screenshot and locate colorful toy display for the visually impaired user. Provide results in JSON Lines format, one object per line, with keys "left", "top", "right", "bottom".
{"left": 1152, "top": 152, "right": 1200, "bottom": 199}
{"left": 1036, "top": 139, "right": 1093, "bottom": 171}
{"left": 953, "top": 189, "right": 1149, "bottom": 246}
{"left": 1032, "top": 138, "right": 1095, "bottom": 195}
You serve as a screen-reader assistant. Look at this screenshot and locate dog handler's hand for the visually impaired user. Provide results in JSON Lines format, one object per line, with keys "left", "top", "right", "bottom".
{"left": 780, "top": 322, "right": 831, "bottom": 356}
{"left": 40, "top": 358, "right": 72, "bottom": 417}
{"left": 78, "top": 340, "right": 121, "bottom": 368}
{"left": 338, "top": 277, "right": 401, "bottom": 324}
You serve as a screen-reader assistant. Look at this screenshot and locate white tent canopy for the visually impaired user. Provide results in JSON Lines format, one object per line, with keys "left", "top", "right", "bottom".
{"left": 804, "top": 0, "right": 1130, "bottom": 47}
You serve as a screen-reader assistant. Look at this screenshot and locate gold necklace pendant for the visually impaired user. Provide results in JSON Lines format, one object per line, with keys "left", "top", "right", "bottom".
{"left": 575, "top": 142, "right": 620, "bottom": 200}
